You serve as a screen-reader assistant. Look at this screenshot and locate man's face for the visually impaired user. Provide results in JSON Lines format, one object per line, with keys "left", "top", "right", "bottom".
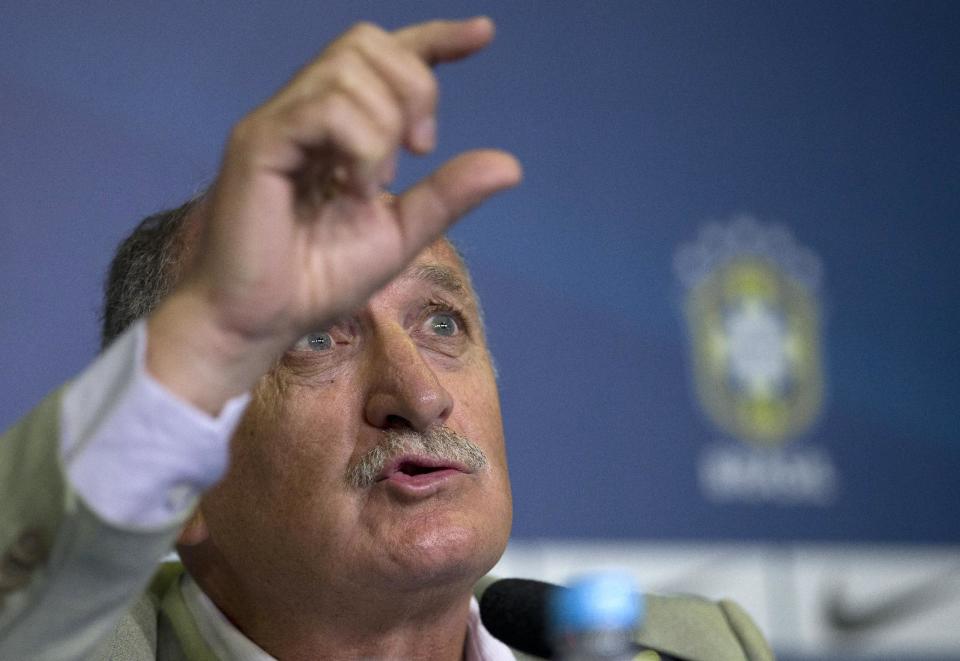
{"left": 194, "top": 240, "right": 512, "bottom": 602}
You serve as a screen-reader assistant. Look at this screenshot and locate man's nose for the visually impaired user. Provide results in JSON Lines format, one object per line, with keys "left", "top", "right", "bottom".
{"left": 362, "top": 325, "right": 453, "bottom": 431}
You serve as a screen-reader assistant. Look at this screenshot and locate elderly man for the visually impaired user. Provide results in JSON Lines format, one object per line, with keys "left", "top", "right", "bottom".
{"left": 0, "top": 16, "right": 771, "bottom": 661}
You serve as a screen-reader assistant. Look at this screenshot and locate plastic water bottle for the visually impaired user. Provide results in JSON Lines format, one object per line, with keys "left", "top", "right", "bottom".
{"left": 549, "top": 571, "right": 644, "bottom": 660}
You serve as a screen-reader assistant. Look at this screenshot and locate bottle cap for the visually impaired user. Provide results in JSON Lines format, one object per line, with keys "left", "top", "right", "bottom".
{"left": 550, "top": 570, "right": 644, "bottom": 634}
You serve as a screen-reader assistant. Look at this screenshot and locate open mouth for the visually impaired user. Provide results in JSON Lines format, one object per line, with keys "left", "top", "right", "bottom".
{"left": 396, "top": 461, "right": 446, "bottom": 476}
{"left": 376, "top": 454, "right": 469, "bottom": 484}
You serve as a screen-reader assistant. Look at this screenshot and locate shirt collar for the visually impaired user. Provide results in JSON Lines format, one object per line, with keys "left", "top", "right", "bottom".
{"left": 181, "top": 572, "right": 516, "bottom": 660}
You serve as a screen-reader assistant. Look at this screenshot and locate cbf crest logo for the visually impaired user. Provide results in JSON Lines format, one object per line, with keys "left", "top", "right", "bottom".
{"left": 674, "top": 216, "right": 824, "bottom": 447}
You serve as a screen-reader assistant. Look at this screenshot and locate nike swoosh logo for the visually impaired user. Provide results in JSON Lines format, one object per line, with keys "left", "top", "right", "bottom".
{"left": 824, "top": 565, "right": 960, "bottom": 633}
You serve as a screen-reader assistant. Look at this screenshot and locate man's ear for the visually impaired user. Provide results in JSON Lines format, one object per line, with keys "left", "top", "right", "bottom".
{"left": 177, "top": 508, "right": 210, "bottom": 546}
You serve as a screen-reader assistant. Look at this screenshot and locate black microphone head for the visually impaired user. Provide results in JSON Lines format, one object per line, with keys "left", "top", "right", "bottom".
{"left": 479, "top": 577, "right": 563, "bottom": 659}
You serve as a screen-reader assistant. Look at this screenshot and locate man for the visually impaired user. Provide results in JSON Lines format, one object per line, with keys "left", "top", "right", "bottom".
{"left": 0, "top": 16, "right": 772, "bottom": 660}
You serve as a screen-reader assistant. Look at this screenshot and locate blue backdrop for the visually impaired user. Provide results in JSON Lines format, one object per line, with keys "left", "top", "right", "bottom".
{"left": 2, "top": 1, "right": 958, "bottom": 545}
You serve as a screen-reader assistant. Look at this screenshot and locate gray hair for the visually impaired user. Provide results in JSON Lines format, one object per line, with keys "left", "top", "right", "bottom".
{"left": 346, "top": 426, "right": 488, "bottom": 489}
{"left": 100, "top": 199, "right": 198, "bottom": 349}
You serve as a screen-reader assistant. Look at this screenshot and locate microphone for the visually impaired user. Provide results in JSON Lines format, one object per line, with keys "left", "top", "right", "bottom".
{"left": 479, "top": 578, "right": 557, "bottom": 658}
{"left": 480, "top": 577, "right": 768, "bottom": 661}
{"left": 479, "top": 577, "right": 656, "bottom": 660}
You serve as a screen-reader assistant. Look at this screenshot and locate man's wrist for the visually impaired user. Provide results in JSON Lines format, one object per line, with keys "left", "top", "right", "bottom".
{"left": 146, "top": 286, "right": 287, "bottom": 415}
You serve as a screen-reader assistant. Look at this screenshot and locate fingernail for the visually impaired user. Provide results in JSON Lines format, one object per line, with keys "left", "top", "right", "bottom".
{"left": 412, "top": 117, "right": 436, "bottom": 152}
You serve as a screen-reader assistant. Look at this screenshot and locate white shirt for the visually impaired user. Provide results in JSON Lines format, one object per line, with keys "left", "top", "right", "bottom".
{"left": 181, "top": 573, "right": 514, "bottom": 661}
{"left": 58, "top": 320, "right": 515, "bottom": 660}
{"left": 61, "top": 319, "right": 249, "bottom": 528}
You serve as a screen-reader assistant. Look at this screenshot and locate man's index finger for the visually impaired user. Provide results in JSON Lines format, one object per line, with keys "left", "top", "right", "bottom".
{"left": 393, "top": 17, "right": 495, "bottom": 66}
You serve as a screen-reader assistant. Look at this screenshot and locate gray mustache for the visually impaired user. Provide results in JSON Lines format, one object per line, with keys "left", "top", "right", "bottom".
{"left": 347, "top": 426, "right": 488, "bottom": 489}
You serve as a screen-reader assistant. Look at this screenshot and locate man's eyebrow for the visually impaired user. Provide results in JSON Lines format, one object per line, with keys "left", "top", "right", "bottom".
{"left": 404, "top": 264, "right": 468, "bottom": 296}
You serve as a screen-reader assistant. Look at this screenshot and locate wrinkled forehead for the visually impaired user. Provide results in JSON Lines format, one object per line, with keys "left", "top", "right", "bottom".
{"left": 426, "top": 235, "right": 465, "bottom": 268}
{"left": 365, "top": 238, "right": 483, "bottom": 329}
{"left": 390, "top": 238, "right": 478, "bottom": 304}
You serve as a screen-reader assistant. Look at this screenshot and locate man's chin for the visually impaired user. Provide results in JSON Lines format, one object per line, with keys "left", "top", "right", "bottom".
{"left": 371, "top": 523, "right": 505, "bottom": 595}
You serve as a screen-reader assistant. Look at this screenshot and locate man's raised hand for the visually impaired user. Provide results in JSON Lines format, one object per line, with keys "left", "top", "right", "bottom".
{"left": 147, "top": 17, "right": 521, "bottom": 413}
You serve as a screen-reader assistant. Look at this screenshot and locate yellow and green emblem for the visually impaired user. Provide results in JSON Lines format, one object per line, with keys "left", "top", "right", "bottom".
{"left": 676, "top": 218, "right": 825, "bottom": 446}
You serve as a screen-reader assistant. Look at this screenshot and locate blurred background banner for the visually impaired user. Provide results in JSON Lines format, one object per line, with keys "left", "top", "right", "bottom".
{"left": 2, "top": 2, "right": 958, "bottom": 658}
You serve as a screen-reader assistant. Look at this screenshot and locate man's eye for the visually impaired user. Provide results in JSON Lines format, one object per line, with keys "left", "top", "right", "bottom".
{"left": 428, "top": 313, "right": 459, "bottom": 337}
{"left": 300, "top": 331, "right": 335, "bottom": 352}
